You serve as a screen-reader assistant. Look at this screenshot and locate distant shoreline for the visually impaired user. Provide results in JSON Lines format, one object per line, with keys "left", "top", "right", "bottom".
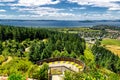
{"left": 0, "top": 20, "right": 120, "bottom": 28}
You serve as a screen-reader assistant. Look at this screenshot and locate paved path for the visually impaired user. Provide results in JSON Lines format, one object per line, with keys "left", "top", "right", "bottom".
{"left": 52, "top": 75, "right": 64, "bottom": 80}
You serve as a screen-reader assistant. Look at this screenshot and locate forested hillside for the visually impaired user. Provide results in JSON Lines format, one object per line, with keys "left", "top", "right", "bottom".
{"left": 0, "top": 25, "right": 85, "bottom": 60}
{"left": 0, "top": 25, "right": 86, "bottom": 79}
{"left": 91, "top": 25, "right": 120, "bottom": 31}
{"left": 0, "top": 25, "right": 120, "bottom": 80}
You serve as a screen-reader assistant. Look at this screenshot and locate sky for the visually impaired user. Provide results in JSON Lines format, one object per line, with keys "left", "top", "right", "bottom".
{"left": 0, "top": 0, "right": 120, "bottom": 20}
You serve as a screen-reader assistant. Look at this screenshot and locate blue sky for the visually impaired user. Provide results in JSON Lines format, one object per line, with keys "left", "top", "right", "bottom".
{"left": 0, "top": 0, "right": 120, "bottom": 20}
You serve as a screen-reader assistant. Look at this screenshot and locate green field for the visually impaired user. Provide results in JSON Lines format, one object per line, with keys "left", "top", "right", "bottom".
{"left": 101, "top": 39, "right": 120, "bottom": 46}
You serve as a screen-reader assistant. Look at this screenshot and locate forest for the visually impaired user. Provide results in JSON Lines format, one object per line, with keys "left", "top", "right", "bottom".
{"left": 0, "top": 25, "right": 120, "bottom": 80}
{"left": 0, "top": 25, "right": 86, "bottom": 79}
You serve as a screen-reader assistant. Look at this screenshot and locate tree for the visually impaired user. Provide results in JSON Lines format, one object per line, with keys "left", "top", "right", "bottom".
{"left": 8, "top": 73, "right": 25, "bottom": 80}
{"left": 29, "top": 43, "right": 41, "bottom": 62}
{"left": 60, "top": 50, "right": 69, "bottom": 57}
{"left": 51, "top": 50, "right": 61, "bottom": 58}
{"left": 38, "top": 63, "right": 49, "bottom": 80}
{"left": 70, "top": 51, "right": 77, "bottom": 58}
{"left": 55, "top": 40, "right": 63, "bottom": 51}
{"left": 0, "top": 41, "right": 2, "bottom": 55}
{"left": 0, "top": 55, "right": 5, "bottom": 64}
{"left": 95, "top": 39, "right": 101, "bottom": 46}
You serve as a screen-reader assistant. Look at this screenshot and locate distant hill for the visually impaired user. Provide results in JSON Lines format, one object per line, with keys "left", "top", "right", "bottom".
{"left": 91, "top": 25, "right": 120, "bottom": 30}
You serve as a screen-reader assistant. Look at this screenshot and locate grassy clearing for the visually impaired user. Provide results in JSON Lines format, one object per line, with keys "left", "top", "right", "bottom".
{"left": 102, "top": 39, "right": 120, "bottom": 46}
{"left": 84, "top": 43, "right": 94, "bottom": 61}
{"left": 52, "top": 28, "right": 101, "bottom": 34}
{"left": 105, "top": 45, "right": 120, "bottom": 57}
{"left": 101, "top": 39, "right": 120, "bottom": 57}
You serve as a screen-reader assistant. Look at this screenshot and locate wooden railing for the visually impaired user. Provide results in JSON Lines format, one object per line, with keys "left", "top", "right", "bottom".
{"left": 36, "top": 57, "right": 85, "bottom": 70}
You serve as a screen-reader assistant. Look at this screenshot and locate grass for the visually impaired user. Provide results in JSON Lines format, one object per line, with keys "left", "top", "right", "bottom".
{"left": 101, "top": 39, "right": 120, "bottom": 46}
{"left": 101, "top": 39, "right": 120, "bottom": 57}
{"left": 105, "top": 45, "right": 120, "bottom": 57}
{"left": 52, "top": 28, "right": 101, "bottom": 34}
{"left": 84, "top": 43, "right": 94, "bottom": 61}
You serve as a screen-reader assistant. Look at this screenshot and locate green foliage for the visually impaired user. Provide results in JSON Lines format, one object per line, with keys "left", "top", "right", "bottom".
{"left": 108, "top": 73, "right": 120, "bottom": 80}
{"left": 29, "top": 41, "right": 45, "bottom": 62}
{"left": 0, "top": 25, "right": 86, "bottom": 62}
{"left": 1, "top": 40, "right": 25, "bottom": 57}
{"left": 38, "top": 63, "right": 49, "bottom": 80}
{"left": 101, "top": 39, "right": 120, "bottom": 46}
{"left": 65, "top": 71, "right": 88, "bottom": 80}
{"left": 0, "top": 41, "right": 2, "bottom": 55}
{"left": 28, "top": 63, "right": 49, "bottom": 80}
{"left": 0, "top": 25, "right": 50, "bottom": 41}
{"left": 64, "top": 68, "right": 120, "bottom": 80}
{"left": 60, "top": 50, "right": 69, "bottom": 57}
{"left": 92, "top": 25, "right": 120, "bottom": 31}
{"left": 92, "top": 44, "right": 120, "bottom": 73}
{"left": 51, "top": 50, "right": 61, "bottom": 58}
{"left": 8, "top": 73, "right": 25, "bottom": 80}
{"left": 70, "top": 51, "right": 77, "bottom": 58}
{"left": 95, "top": 39, "right": 101, "bottom": 46}
{"left": 28, "top": 65, "right": 40, "bottom": 79}
{"left": 0, "top": 58, "right": 32, "bottom": 75}
{"left": 84, "top": 48, "right": 94, "bottom": 61}
{"left": 0, "top": 55, "right": 5, "bottom": 64}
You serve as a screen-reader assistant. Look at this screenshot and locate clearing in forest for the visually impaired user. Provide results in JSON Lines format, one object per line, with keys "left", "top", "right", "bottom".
{"left": 101, "top": 39, "right": 120, "bottom": 57}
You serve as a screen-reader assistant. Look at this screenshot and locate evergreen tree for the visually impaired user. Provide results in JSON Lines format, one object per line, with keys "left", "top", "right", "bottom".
{"left": 0, "top": 41, "right": 2, "bottom": 55}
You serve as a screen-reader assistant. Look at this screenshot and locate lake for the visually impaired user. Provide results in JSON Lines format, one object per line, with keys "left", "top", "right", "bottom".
{"left": 0, "top": 20, "right": 120, "bottom": 28}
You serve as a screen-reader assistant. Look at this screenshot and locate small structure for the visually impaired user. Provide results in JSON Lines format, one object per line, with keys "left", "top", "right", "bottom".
{"left": 37, "top": 57, "right": 85, "bottom": 80}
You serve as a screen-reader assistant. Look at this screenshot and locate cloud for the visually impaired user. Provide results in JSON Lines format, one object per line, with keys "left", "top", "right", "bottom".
{"left": 109, "top": 7, "right": 120, "bottom": 10}
{"left": 0, "top": 0, "right": 15, "bottom": 2}
{"left": 10, "top": 6, "right": 75, "bottom": 19}
{"left": 0, "top": 9, "right": 6, "bottom": 12}
{"left": 68, "top": 0, "right": 120, "bottom": 10}
{"left": 72, "top": 7, "right": 86, "bottom": 10}
{"left": 0, "top": 0, "right": 120, "bottom": 20}
{"left": 17, "top": 7, "right": 64, "bottom": 12}
{"left": 0, "top": 12, "right": 120, "bottom": 20}
{"left": 9, "top": 0, "right": 60, "bottom": 7}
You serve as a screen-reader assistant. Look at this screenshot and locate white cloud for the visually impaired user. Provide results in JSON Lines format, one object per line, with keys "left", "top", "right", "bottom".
{"left": 0, "top": 9, "right": 6, "bottom": 12}
{"left": 109, "top": 7, "right": 120, "bottom": 10}
{"left": 0, "top": 0, "right": 15, "bottom": 2}
{"left": 0, "top": 14, "right": 15, "bottom": 19}
{"left": 0, "top": 14, "right": 6, "bottom": 17}
{"left": 9, "top": 6, "right": 75, "bottom": 19}
{"left": 73, "top": 7, "right": 86, "bottom": 10}
{"left": 0, "top": 12, "right": 120, "bottom": 20}
{"left": 10, "top": 0, "right": 60, "bottom": 7}
{"left": 8, "top": 5, "right": 120, "bottom": 20}
{"left": 17, "top": 7, "right": 64, "bottom": 12}
{"left": 68, "top": 0, "right": 120, "bottom": 10}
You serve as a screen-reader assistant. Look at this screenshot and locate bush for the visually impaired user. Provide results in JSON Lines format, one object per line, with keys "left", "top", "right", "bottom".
{"left": 28, "top": 63, "right": 49, "bottom": 80}
{"left": 38, "top": 63, "right": 49, "bottom": 80}
{"left": 8, "top": 73, "right": 25, "bottom": 80}
{"left": 0, "top": 58, "right": 33, "bottom": 75}
{"left": 0, "top": 55, "right": 5, "bottom": 64}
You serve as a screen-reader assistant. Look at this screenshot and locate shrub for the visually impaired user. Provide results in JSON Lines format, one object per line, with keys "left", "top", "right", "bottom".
{"left": 8, "top": 73, "right": 25, "bottom": 80}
